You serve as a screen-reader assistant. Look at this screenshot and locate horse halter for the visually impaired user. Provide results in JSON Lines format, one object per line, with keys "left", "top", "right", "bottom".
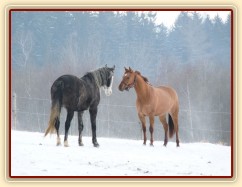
{"left": 122, "top": 74, "right": 137, "bottom": 91}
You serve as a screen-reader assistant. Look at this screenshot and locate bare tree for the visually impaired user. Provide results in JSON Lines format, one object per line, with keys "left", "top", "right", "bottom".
{"left": 13, "top": 31, "right": 33, "bottom": 97}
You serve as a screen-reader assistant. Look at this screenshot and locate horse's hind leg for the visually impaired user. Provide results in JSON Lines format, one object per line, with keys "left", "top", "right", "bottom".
{"left": 138, "top": 113, "right": 147, "bottom": 145}
{"left": 64, "top": 110, "right": 74, "bottom": 147}
{"left": 55, "top": 118, "right": 61, "bottom": 146}
{"left": 149, "top": 116, "right": 155, "bottom": 146}
{"left": 159, "top": 115, "right": 168, "bottom": 146}
{"left": 171, "top": 111, "right": 180, "bottom": 147}
{"left": 78, "top": 111, "right": 84, "bottom": 146}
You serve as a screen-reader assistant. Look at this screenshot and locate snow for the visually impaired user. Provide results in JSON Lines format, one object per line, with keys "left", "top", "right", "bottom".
{"left": 11, "top": 130, "right": 231, "bottom": 177}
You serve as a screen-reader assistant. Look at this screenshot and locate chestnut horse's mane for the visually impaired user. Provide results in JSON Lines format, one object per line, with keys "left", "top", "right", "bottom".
{"left": 135, "top": 71, "right": 150, "bottom": 85}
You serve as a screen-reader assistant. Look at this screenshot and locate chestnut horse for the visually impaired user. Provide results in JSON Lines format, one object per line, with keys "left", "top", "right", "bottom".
{"left": 118, "top": 67, "right": 179, "bottom": 147}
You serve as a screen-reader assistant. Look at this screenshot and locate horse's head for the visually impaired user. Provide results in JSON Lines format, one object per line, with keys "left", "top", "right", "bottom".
{"left": 103, "top": 64, "right": 115, "bottom": 96}
{"left": 118, "top": 67, "right": 137, "bottom": 91}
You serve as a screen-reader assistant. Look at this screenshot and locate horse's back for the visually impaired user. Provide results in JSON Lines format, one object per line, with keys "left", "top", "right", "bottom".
{"left": 55, "top": 75, "right": 81, "bottom": 88}
{"left": 155, "top": 85, "right": 179, "bottom": 112}
{"left": 53, "top": 75, "right": 83, "bottom": 95}
{"left": 51, "top": 75, "right": 87, "bottom": 110}
{"left": 157, "top": 86, "right": 178, "bottom": 99}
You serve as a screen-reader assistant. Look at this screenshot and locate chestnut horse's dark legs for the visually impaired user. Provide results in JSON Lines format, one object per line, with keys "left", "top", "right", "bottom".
{"left": 89, "top": 107, "right": 99, "bottom": 147}
{"left": 176, "top": 133, "right": 180, "bottom": 147}
{"left": 149, "top": 116, "right": 154, "bottom": 146}
{"left": 138, "top": 113, "right": 147, "bottom": 145}
{"left": 78, "top": 111, "right": 84, "bottom": 146}
{"left": 171, "top": 111, "right": 180, "bottom": 147}
{"left": 159, "top": 115, "right": 168, "bottom": 146}
{"left": 64, "top": 110, "right": 74, "bottom": 147}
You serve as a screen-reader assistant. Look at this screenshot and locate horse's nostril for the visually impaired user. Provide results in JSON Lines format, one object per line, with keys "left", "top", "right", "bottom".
{"left": 118, "top": 85, "right": 124, "bottom": 91}
{"left": 118, "top": 85, "right": 122, "bottom": 91}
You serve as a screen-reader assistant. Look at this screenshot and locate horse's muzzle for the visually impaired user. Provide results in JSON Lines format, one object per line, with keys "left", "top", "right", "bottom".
{"left": 104, "top": 87, "right": 112, "bottom": 96}
{"left": 118, "top": 82, "right": 130, "bottom": 92}
{"left": 118, "top": 83, "right": 126, "bottom": 92}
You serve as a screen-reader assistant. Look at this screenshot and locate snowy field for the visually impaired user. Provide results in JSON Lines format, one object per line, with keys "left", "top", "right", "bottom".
{"left": 11, "top": 130, "right": 231, "bottom": 177}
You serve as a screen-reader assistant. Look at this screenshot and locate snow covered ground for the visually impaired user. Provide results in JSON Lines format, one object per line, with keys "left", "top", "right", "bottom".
{"left": 11, "top": 130, "right": 231, "bottom": 177}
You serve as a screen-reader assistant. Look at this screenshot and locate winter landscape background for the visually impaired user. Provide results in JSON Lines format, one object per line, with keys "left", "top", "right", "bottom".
{"left": 11, "top": 130, "right": 231, "bottom": 176}
{"left": 11, "top": 10, "right": 231, "bottom": 145}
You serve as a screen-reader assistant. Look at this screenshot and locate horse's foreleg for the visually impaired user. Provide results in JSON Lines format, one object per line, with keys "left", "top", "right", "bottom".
{"left": 78, "top": 111, "right": 84, "bottom": 146}
{"left": 64, "top": 110, "right": 74, "bottom": 147}
{"left": 149, "top": 116, "right": 155, "bottom": 146}
{"left": 138, "top": 113, "right": 147, "bottom": 145}
{"left": 89, "top": 107, "right": 99, "bottom": 147}
{"left": 159, "top": 115, "right": 168, "bottom": 146}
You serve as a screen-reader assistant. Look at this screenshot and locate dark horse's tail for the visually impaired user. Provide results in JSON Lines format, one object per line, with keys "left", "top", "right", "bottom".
{"left": 168, "top": 114, "right": 175, "bottom": 138}
{"left": 44, "top": 80, "right": 63, "bottom": 136}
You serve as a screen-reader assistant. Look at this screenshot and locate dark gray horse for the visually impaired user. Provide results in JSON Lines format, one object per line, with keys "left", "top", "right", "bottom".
{"left": 44, "top": 65, "right": 115, "bottom": 147}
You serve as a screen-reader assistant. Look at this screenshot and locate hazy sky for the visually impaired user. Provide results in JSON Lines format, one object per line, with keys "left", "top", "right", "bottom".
{"left": 155, "top": 11, "right": 230, "bottom": 28}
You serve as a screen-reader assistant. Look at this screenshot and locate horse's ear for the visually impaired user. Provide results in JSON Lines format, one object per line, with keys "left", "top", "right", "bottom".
{"left": 124, "top": 67, "right": 128, "bottom": 72}
{"left": 110, "top": 65, "right": 115, "bottom": 73}
{"left": 129, "top": 67, "right": 133, "bottom": 72}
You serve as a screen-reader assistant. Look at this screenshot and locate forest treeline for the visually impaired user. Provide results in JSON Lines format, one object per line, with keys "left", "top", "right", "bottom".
{"left": 11, "top": 11, "right": 231, "bottom": 144}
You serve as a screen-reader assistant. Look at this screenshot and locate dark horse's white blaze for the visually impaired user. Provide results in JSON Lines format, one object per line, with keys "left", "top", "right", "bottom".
{"left": 103, "top": 76, "right": 114, "bottom": 96}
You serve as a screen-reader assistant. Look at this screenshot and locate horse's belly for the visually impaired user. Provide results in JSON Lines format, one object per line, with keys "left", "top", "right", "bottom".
{"left": 137, "top": 103, "right": 169, "bottom": 117}
{"left": 138, "top": 105, "right": 155, "bottom": 116}
{"left": 77, "top": 100, "right": 91, "bottom": 111}
{"left": 63, "top": 97, "right": 90, "bottom": 111}
{"left": 142, "top": 110, "right": 166, "bottom": 117}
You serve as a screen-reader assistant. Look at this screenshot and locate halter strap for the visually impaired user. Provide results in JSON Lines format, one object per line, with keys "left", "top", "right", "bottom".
{"left": 123, "top": 74, "right": 137, "bottom": 90}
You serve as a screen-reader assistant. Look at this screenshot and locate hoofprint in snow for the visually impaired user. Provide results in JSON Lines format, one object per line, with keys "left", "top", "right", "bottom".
{"left": 11, "top": 130, "right": 231, "bottom": 177}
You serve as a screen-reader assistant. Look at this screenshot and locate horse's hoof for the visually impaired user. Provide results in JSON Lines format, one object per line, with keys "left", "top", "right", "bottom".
{"left": 143, "top": 143, "right": 146, "bottom": 146}
{"left": 93, "top": 143, "right": 99, "bottom": 147}
{"left": 150, "top": 144, "right": 154, "bottom": 147}
{"left": 79, "top": 142, "right": 84, "bottom": 146}
{"left": 64, "top": 140, "right": 69, "bottom": 147}
{"left": 56, "top": 142, "right": 61, "bottom": 146}
{"left": 56, "top": 138, "right": 61, "bottom": 146}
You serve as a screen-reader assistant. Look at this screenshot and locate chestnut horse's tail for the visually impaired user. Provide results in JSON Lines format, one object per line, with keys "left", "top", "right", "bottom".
{"left": 44, "top": 80, "right": 63, "bottom": 136}
{"left": 168, "top": 114, "right": 175, "bottom": 138}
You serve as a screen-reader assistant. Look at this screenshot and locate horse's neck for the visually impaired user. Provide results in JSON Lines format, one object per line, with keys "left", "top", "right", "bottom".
{"left": 92, "top": 71, "right": 103, "bottom": 88}
{"left": 134, "top": 76, "right": 150, "bottom": 101}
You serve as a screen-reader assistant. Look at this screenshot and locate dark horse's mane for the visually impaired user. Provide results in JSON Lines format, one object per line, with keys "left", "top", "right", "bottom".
{"left": 135, "top": 71, "right": 151, "bottom": 85}
{"left": 82, "top": 67, "right": 109, "bottom": 88}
